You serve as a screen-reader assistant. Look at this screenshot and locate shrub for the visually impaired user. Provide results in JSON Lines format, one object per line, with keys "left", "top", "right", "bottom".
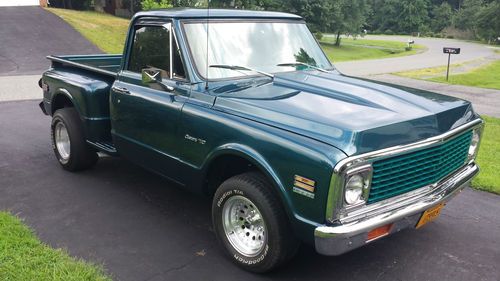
{"left": 384, "top": 29, "right": 394, "bottom": 35}
{"left": 141, "top": 0, "right": 172, "bottom": 10}
{"left": 314, "top": 32, "right": 323, "bottom": 41}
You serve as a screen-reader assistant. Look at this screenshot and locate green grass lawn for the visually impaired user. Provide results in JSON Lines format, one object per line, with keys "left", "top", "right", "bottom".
{"left": 397, "top": 60, "right": 500, "bottom": 90}
{"left": 320, "top": 37, "right": 424, "bottom": 62}
{"left": 47, "top": 8, "right": 129, "bottom": 53}
{"left": 0, "top": 212, "right": 111, "bottom": 281}
{"left": 472, "top": 116, "right": 500, "bottom": 194}
{"left": 429, "top": 60, "right": 500, "bottom": 90}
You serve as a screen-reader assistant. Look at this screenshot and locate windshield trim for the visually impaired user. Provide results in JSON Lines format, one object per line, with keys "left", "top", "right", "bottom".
{"left": 180, "top": 18, "right": 333, "bottom": 82}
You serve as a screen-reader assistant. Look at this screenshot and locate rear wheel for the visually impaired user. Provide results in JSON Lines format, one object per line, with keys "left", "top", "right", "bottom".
{"left": 212, "top": 172, "right": 299, "bottom": 272}
{"left": 51, "top": 108, "right": 98, "bottom": 171}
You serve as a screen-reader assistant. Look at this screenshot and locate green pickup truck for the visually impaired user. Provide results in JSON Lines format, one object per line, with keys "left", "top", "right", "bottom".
{"left": 39, "top": 8, "right": 483, "bottom": 272}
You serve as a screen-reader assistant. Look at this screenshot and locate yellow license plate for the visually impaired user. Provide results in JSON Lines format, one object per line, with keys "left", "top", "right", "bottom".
{"left": 416, "top": 203, "right": 445, "bottom": 229}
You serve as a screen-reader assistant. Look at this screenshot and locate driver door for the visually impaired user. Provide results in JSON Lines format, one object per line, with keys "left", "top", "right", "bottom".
{"left": 110, "top": 20, "right": 191, "bottom": 182}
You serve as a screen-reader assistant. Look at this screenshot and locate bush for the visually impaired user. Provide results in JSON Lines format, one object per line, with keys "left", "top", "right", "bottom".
{"left": 446, "top": 35, "right": 455, "bottom": 39}
{"left": 384, "top": 29, "right": 394, "bottom": 35}
{"left": 141, "top": 0, "right": 172, "bottom": 10}
{"left": 314, "top": 32, "right": 323, "bottom": 41}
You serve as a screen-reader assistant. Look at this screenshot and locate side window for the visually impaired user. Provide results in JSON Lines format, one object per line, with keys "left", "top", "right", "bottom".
{"left": 128, "top": 25, "right": 171, "bottom": 78}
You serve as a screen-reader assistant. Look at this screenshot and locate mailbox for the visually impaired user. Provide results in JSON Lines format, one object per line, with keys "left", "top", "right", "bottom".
{"left": 443, "top": 47, "right": 460, "bottom": 54}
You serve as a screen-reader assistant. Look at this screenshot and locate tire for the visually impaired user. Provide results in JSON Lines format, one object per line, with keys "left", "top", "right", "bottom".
{"left": 212, "top": 172, "right": 299, "bottom": 272}
{"left": 51, "top": 108, "right": 98, "bottom": 171}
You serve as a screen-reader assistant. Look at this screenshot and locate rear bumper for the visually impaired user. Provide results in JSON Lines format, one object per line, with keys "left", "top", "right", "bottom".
{"left": 314, "top": 163, "right": 479, "bottom": 255}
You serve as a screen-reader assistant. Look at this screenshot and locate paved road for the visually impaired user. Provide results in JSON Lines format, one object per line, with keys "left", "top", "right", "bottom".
{"left": 0, "top": 6, "right": 101, "bottom": 76}
{"left": 335, "top": 35, "right": 497, "bottom": 76}
{"left": 1, "top": 100, "right": 499, "bottom": 281}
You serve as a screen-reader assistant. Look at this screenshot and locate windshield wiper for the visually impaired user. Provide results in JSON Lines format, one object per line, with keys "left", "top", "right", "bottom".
{"left": 276, "top": 62, "right": 331, "bottom": 73}
{"left": 209, "top": 65, "right": 274, "bottom": 79}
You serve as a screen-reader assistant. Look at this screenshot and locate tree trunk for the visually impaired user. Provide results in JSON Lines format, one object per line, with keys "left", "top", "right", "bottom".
{"left": 335, "top": 31, "right": 341, "bottom": 46}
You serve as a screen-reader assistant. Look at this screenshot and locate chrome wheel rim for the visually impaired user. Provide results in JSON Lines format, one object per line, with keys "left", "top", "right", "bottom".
{"left": 222, "top": 195, "right": 267, "bottom": 257}
{"left": 54, "top": 122, "right": 70, "bottom": 162}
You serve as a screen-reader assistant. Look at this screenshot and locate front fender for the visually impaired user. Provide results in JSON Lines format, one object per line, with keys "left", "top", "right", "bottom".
{"left": 203, "top": 143, "right": 291, "bottom": 214}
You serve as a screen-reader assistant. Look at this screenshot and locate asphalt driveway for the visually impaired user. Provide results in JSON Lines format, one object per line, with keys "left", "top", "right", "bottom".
{"left": 0, "top": 6, "right": 101, "bottom": 76}
{"left": 1, "top": 100, "right": 499, "bottom": 281}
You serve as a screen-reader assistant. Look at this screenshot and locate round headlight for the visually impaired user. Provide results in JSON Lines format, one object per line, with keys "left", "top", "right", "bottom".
{"left": 345, "top": 174, "right": 364, "bottom": 205}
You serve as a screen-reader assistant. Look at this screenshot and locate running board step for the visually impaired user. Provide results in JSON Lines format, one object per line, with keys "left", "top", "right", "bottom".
{"left": 87, "top": 141, "right": 118, "bottom": 155}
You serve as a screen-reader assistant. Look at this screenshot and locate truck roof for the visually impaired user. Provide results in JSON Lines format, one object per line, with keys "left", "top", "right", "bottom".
{"left": 133, "top": 8, "right": 302, "bottom": 20}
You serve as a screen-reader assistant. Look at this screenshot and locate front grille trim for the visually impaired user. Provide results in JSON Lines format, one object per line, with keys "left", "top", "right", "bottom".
{"left": 367, "top": 130, "right": 472, "bottom": 203}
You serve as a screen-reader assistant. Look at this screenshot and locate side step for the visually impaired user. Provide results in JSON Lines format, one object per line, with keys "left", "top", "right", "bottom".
{"left": 87, "top": 140, "right": 119, "bottom": 156}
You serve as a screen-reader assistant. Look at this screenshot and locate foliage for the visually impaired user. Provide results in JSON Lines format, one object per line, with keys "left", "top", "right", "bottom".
{"left": 367, "top": 0, "right": 499, "bottom": 42}
{"left": 370, "top": 0, "right": 429, "bottom": 34}
{"left": 0, "top": 212, "right": 111, "bottom": 281}
{"left": 314, "top": 31, "right": 323, "bottom": 40}
{"left": 452, "top": 0, "right": 483, "bottom": 32}
{"left": 476, "top": 0, "right": 500, "bottom": 43}
{"left": 141, "top": 0, "right": 173, "bottom": 10}
{"left": 294, "top": 48, "right": 318, "bottom": 66}
{"left": 430, "top": 2, "right": 453, "bottom": 33}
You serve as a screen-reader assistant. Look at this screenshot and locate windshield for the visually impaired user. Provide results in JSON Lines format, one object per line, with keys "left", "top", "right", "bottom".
{"left": 183, "top": 21, "right": 332, "bottom": 80}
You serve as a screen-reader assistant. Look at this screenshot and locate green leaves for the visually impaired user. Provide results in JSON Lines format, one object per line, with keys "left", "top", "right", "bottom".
{"left": 141, "top": 0, "right": 173, "bottom": 10}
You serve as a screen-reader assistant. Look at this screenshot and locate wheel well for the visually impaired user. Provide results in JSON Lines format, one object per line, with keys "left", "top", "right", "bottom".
{"left": 51, "top": 94, "right": 74, "bottom": 115}
{"left": 205, "top": 154, "right": 259, "bottom": 196}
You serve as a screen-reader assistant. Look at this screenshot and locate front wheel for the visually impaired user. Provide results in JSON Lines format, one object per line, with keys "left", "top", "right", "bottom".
{"left": 51, "top": 108, "right": 98, "bottom": 171}
{"left": 212, "top": 172, "right": 299, "bottom": 272}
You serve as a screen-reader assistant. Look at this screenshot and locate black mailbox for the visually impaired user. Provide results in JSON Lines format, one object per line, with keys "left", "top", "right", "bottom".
{"left": 443, "top": 47, "right": 460, "bottom": 54}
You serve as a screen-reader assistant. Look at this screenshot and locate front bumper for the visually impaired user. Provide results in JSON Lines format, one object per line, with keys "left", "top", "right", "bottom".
{"left": 314, "top": 162, "right": 479, "bottom": 255}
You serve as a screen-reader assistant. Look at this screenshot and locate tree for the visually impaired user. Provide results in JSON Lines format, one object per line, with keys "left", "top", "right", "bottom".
{"left": 453, "top": 0, "right": 483, "bottom": 33}
{"left": 338, "top": 0, "right": 370, "bottom": 40}
{"left": 280, "top": 0, "right": 333, "bottom": 33}
{"left": 430, "top": 2, "right": 453, "bottom": 32}
{"left": 368, "top": 0, "right": 400, "bottom": 33}
{"left": 476, "top": 0, "right": 500, "bottom": 43}
{"left": 396, "top": 0, "right": 429, "bottom": 33}
{"left": 141, "top": 0, "right": 173, "bottom": 10}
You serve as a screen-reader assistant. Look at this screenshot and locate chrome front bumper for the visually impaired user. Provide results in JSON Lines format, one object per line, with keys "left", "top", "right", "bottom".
{"left": 314, "top": 163, "right": 479, "bottom": 256}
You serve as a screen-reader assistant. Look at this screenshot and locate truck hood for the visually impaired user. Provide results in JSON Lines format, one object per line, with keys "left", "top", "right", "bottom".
{"left": 212, "top": 71, "right": 477, "bottom": 156}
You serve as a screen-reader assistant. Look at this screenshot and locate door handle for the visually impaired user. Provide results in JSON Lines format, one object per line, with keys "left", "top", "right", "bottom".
{"left": 112, "top": 86, "right": 130, "bottom": 95}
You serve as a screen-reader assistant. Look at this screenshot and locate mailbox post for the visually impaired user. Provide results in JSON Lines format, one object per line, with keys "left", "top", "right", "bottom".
{"left": 443, "top": 47, "right": 460, "bottom": 81}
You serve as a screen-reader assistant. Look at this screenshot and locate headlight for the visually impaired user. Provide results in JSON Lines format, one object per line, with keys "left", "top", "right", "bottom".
{"left": 344, "top": 166, "right": 372, "bottom": 206}
{"left": 467, "top": 127, "right": 482, "bottom": 162}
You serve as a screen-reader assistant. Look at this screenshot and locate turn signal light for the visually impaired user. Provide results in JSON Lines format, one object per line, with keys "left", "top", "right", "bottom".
{"left": 367, "top": 223, "right": 393, "bottom": 242}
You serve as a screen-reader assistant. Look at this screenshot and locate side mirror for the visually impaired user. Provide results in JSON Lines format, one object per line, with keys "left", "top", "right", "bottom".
{"left": 142, "top": 67, "right": 162, "bottom": 84}
{"left": 141, "top": 67, "right": 174, "bottom": 92}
